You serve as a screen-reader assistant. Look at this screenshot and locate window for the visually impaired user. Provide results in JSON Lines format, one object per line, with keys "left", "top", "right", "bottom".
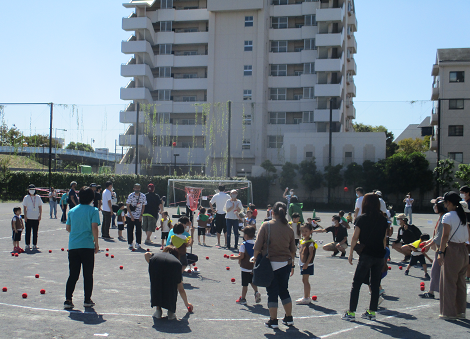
{"left": 159, "top": 44, "right": 172, "bottom": 55}
{"left": 244, "top": 65, "right": 252, "bottom": 76}
{"left": 161, "top": 0, "right": 173, "bottom": 9}
{"left": 160, "top": 21, "right": 172, "bottom": 32}
{"left": 158, "top": 90, "right": 171, "bottom": 101}
{"left": 268, "top": 136, "right": 283, "bottom": 148}
{"left": 304, "top": 39, "right": 316, "bottom": 50}
{"left": 182, "top": 96, "right": 197, "bottom": 102}
{"left": 272, "top": 17, "right": 288, "bottom": 29}
{"left": 158, "top": 67, "right": 171, "bottom": 78}
{"left": 317, "top": 122, "right": 327, "bottom": 132}
{"left": 181, "top": 73, "right": 197, "bottom": 78}
{"left": 245, "top": 16, "right": 254, "bottom": 27}
{"left": 448, "top": 125, "right": 464, "bottom": 136}
{"left": 270, "top": 64, "right": 287, "bottom": 76}
{"left": 269, "top": 112, "right": 286, "bottom": 124}
{"left": 293, "top": 94, "right": 303, "bottom": 100}
{"left": 449, "top": 99, "right": 464, "bottom": 109}
{"left": 345, "top": 151, "right": 352, "bottom": 158}
{"left": 449, "top": 71, "right": 464, "bottom": 83}
{"left": 270, "top": 88, "right": 286, "bottom": 100}
{"left": 272, "top": 0, "right": 288, "bottom": 5}
{"left": 294, "top": 47, "right": 303, "bottom": 52}
{"left": 345, "top": 151, "right": 353, "bottom": 164}
{"left": 180, "top": 119, "right": 196, "bottom": 125}
{"left": 243, "top": 90, "right": 252, "bottom": 100}
{"left": 243, "top": 114, "right": 252, "bottom": 125}
{"left": 271, "top": 41, "right": 288, "bottom": 53}
{"left": 304, "top": 62, "right": 315, "bottom": 74}
{"left": 293, "top": 118, "right": 302, "bottom": 124}
{"left": 181, "top": 142, "right": 193, "bottom": 148}
{"left": 304, "top": 15, "right": 316, "bottom": 26}
{"left": 303, "top": 87, "right": 314, "bottom": 99}
{"left": 303, "top": 111, "right": 314, "bottom": 123}
{"left": 294, "top": 71, "right": 303, "bottom": 76}
{"left": 306, "top": 152, "right": 313, "bottom": 158}
{"left": 244, "top": 40, "right": 253, "bottom": 51}
{"left": 448, "top": 152, "right": 463, "bottom": 163}
{"left": 242, "top": 139, "right": 251, "bottom": 150}
{"left": 175, "top": 27, "right": 198, "bottom": 33}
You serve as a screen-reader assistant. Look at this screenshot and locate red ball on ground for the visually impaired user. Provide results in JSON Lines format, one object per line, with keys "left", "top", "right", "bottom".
{"left": 420, "top": 282, "right": 425, "bottom": 286}
{"left": 226, "top": 267, "right": 230, "bottom": 270}
{"left": 105, "top": 253, "right": 109, "bottom": 257}
{"left": 111, "top": 255, "right": 114, "bottom": 258}
{"left": 35, "top": 274, "right": 39, "bottom": 279}
{"left": 106, "top": 248, "right": 109, "bottom": 251}
{"left": 343, "top": 187, "right": 349, "bottom": 192}
{"left": 147, "top": 249, "right": 150, "bottom": 252}
{"left": 61, "top": 248, "right": 64, "bottom": 251}
{"left": 311, "top": 295, "right": 317, "bottom": 301}
{"left": 399, "top": 266, "right": 403, "bottom": 270}
{"left": 40, "top": 289, "right": 46, "bottom": 294}
{"left": 132, "top": 248, "right": 135, "bottom": 252}
{"left": 192, "top": 263, "right": 196, "bottom": 266}
{"left": 206, "top": 256, "right": 209, "bottom": 260}
{"left": 230, "top": 254, "right": 234, "bottom": 257}
{"left": 119, "top": 266, "right": 123, "bottom": 270}
{"left": 388, "top": 266, "right": 391, "bottom": 270}
{"left": 49, "top": 250, "right": 52, "bottom": 253}
{"left": 231, "top": 278, "right": 235, "bottom": 283}
{"left": 22, "top": 293, "right": 28, "bottom": 299}
{"left": 14, "top": 253, "right": 18, "bottom": 257}
{"left": 187, "top": 305, "right": 193, "bottom": 312}
{"left": 420, "top": 286, "right": 425, "bottom": 291}
{"left": 194, "top": 267, "right": 198, "bottom": 271}
{"left": 11, "top": 253, "right": 15, "bottom": 257}
{"left": 2, "top": 287, "right": 7, "bottom": 292}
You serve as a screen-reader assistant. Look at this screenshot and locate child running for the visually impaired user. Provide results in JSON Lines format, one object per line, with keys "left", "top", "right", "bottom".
{"left": 405, "top": 233, "right": 431, "bottom": 280}
{"left": 160, "top": 211, "right": 173, "bottom": 249}
{"left": 12, "top": 206, "right": 24, "bottom": 253}
{"left": 197, "top": 208, "right": 209, "bottom": 245}
{"left": 296, "top": 223, "right": 317, "bottom": 305}
{"left": 116, "top": 203, "right": 126, "bottom": 241}
{"left": 230, "top": 226, "right": 261, "bottom": 305}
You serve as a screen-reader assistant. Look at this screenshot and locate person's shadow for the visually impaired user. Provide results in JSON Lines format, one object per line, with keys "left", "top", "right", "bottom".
{"left": 152, "top": 314, "right": 191, "bottom": 333}
{"left": 67, "top": 308, "right": 106, "bottom": 325}
{"left": 308, "top": 303, "right": 337, "bottom": 314}
{"left": 265, "top": 327, "right": 319, "bottom": 338}
{"left": 243, "top": 304, "right": 270, "bottom": 317}
{"left": 365, "top": 320, "right": 431, "bottom": 338}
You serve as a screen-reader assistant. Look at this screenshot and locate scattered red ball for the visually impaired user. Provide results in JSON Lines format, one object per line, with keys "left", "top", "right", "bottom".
{"left": 420, "top": 286, "right": 425, "bottom": 291}
{"left": 49, "top": 250, "right": 52, "bottom": 253}
{"left": 14, "top": 253, "right": 18, "bottom": 257}
{"left": 22, "top": 293, "right": 28, "bottom": 299}
{"left": 2, "top": 287, "right": 7, "bottom": 292}
{"left": 312, "top": 295, "right": 317, "bottom": 301}
{"left": 111, "top": 255, "right": 114, "bottom": 258}
{"left": 106, "top": 248, "right": 109, "bottom": 252}
{"left": 11, "top": 253, "right": 15, "bottom": 257}
{"left": 226, "top": 267, "right": 230, "bottom": 270}
{"left": 223, "top": 254, "right": 227, "bottom": 258}
{"left": 120, "top": 266, "right": 123, "bottom": 270}
{"left": 61, "top": 248, "right": 64, "bottom": 251}
{"left": 194, "top": 267, "right": 198, "bottom": 271}
{"left": 388, "top": 266, "right": 391, "bottom": 270}
{"left": 35, "top": 274, "right": 39, "bottom": 279}
{"left": 230, "top": 254, "right": 234, "bottom": 257}
{"left": 147, "top": 248, "right": 150, "bottom": 252}
{"left": 206, "top": 256, "right": 209, "bottom": 260}
{"left": 105, "top": 253, "right": 109, "bottom": 257}
{"left": 187, "top": 305, "right": 193, "bottom": 312}
{"left": 192, "top": 263, "right": 196, "bottom": 266}
{"left": 399, "top": 266, "right": 403, "bottom": 270}
{"left": 132, "top": 248, "right": 136, "bottom": 252}
{"left": 231, "top": 278, "right": 235, "bottom": 283}
{"left": 420, "top": 282, "right": 425, "bottom": 286}
{"left": 40, "top": 289, "right": 46, "bottom": 294}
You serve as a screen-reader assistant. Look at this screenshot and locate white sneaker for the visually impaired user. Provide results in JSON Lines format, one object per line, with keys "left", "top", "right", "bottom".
{"left": 255, "top": 291, "right": 261, "bottom": 303}
{"left": 378, "top": 296, "right": 384, "bottom": 306}
{"left": 167, "top": 311, "right": 177, "bottom": 320}
{"left": 128, "top": 244, "right": 134, "bottom": 250}
{"left": 296, "top": 297, "right": 311, "bottom": 305}
{"left": 135, "top": 243, "right": 141, "bottom": 249}
{"left": 32, "top": 245, "right": 38, "bottom": 250}
{"left": 153, "top": 308, "right": 162, "bottom": 319}
{"left": 25, "top": 245, "right": 30, "bottom": 250}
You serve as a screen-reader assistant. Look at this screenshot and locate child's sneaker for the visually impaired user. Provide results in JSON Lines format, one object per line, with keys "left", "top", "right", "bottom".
{"left": 379, "top": 288, "right": 385, "bottom": 295}
{"left": 64, "top": 300, "right": 74, "bottom": 309}
{"left": 424, "top": 273, "right": 430, "bottom": 280}
{"left": 342, "top": 311, "right": 356, "bottom": 322}
{"left": 404, "top": 270, "right": 409, "bottom": 276}
{"left": 236, "top": 297, "right": 247, "bottom": 305}
{"left": 361, "top": 310, "right": 376, "bottom": 320}
{"left": 265, "top": 318, "right": 278, "bottom": 329}
{"left": 32, "top": 245, "right": 38, "bottom": 250}
{"left": 254, "top": 291, "right": 261, "bottom": 303}
{"left": 295, "top": 297, "right": 311, "bottom": 305}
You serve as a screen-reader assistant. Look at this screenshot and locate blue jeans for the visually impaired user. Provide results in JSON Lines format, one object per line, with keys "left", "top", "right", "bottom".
{"left": 49, "top": 200, "right": 57, "bottom": 218}
{"left": 226, "top": 219, "right": 239, "bottom": 248}
{"left": 266, "top": 264, "right": 292, "bottom": 308}
{"left": 404, "top": 206, "right": 412, "bottom": 224}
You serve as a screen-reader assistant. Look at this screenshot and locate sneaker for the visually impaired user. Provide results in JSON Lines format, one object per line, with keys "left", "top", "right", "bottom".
{"left": 153, "top": 308, "right": 162, "bottom": 319}
{"left": 32, "top": 245, "right": 38, "bottom": 250}
{"left": 25, "top": 245, "right": 30, "bottom": 251}
{"left": 255, "top": 291, "right": 261, "bottom": 303}
{"left": 144, "top": 240, "right": 153, "bottom": 244}
{"left": 83, "top": 299, "right": 95, "bottom": 307}
{"left": 342, "top": 311, "right": 356, "bottom": 322}
{"left": 404, "top": 270, "right": 409, "bottom": 276}
{"left": 379, "top": 289, "right": 385, "bottom": 296}
{"left": 331, "top": 250, "right": 339, "bottom": 257}
{"left": 378, "top": 296, "right": 384, "bottom": 306}
{"left": 236, "top": 297, "right": 247, "bottom": 305}
{"left": 282, "top": 315, "right": 294, "bottom": 326}
{"left": 118, "top": 236, "right": 125, "bottom": 241}
{"left": 198, "top": 241, "right": 201, "bottom": 245}
{"left": 135, "top": 243, "right": 141, "bottom": 249}
{"left": 203, "top": 242, "right": 207, "bottom": 246}
{"left": 424, "top": 273, "right": 430, "bottom": 280}
{"left": 265, "top": 318, "right": 279, "bottom": 329}
{"left": 340, "top": 251, "right": 346, "bottom": 257}
{"left": 128, "top": 244, "right": 134, "bottom": 250}
{"left": 361, "top": 310, "right": 376, "bottom": 321}
{"left": 296, "top": 297, "right": 311, "bottom": 305}
{"left": 419, "top": 292, "right": 435, "bottom": 299}
{"left": 64, "top": 300, "right": 74, "bottom": 309}
{"left": 167, "top": 311, "right": 177, "bottom": 320}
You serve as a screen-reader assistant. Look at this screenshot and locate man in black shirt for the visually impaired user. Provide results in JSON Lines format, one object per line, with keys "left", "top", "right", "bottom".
{"left": 391, "top": 213, "right": 422, "bottom": 260}
{"left": 143, "top": 183, "right": 163, "bottom": 245}
{"left": 90, "top": 183, "right": 102, "bottom": 210}
{"left": 68, "top": 181, "right": 78, "bottom": 209}
{"left": 313, "top": 215, "right": 348, "bottom": 257}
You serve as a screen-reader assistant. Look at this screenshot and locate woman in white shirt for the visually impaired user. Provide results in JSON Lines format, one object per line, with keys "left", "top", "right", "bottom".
{"left": 22, "top": 184, "right": 43, "bottom": 251}
{"left": 224, "top": 190, "right": 243, "bottom": 250}
{"left": 438, "top": 191, "right": 470, "bottom": 319}
{"left": 403, "top": 192, "right": 414, "bottom": 224}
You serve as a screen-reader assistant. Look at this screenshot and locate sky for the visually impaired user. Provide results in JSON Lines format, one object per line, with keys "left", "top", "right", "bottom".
{"left": 0, "top": 0, "right": 469, "bottom": 151}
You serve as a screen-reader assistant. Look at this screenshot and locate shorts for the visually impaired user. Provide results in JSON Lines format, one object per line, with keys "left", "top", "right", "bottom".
{"left": 300, "top": 264, "right": 314, "bottom": 276}
{"left": 241, "top": 271, "right": 253, "bottom": 286}
{"left": 142, "top": 216, "right": 157, "bottom": 232}
{"left": 215, "top": 214, "right": 226, "bottom": 234}
{"left": 117, "top": 223, "right": 124, "bottom": 231}
{"left": 409, "top": 254, "right": 426, "bottom": 266}
{"left": 180, "top": 253, "right": 188, "bottom": 267}
{"left": 197, "top": 228, "right": 205, "bottom": 236}
{"left": 12, "top": 230, "right": 22, "bottom": 242}
{"left": 295, "top": 239, "right": 299, "bottom": 246}
{"left": 161, "top": 232, "right": 169, "bottom": 240}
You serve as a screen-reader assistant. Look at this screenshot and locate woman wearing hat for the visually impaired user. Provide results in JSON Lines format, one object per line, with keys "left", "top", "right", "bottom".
{"left": 22, "top": 184, "right": 43, "bottom": 251}
{"left": 438, "top": 191, "right": 470, "bottom": 319}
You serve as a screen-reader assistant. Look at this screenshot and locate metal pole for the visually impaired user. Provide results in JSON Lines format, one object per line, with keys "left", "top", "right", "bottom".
{"left": 436, "top": 99, "right": 441, "bottom": 196}
{"left": 135, "top": 102, "right": 139, "bottom": 175}
{"left": 327, "top": 98, "right": 333, "bottom": 204}
{"left": 227, "top": 101, "right": 231, "bottom": 178}
{"left": 48, "top": 103, "right": 53, "bottom": 188}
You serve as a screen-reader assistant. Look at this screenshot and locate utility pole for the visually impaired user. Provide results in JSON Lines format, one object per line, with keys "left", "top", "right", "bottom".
{"left": 227, "top": 101, "right": 231, "bottom": 178}
{"left": 436, "top": 99, "right": 441, "bottom": 196}
{"left": 327, "top": 98, "right": 333, "bottom": 204}
{"left": 135, "top": 102, "right": 139, "bottom": 175}
{"left": 48, "top": 103, "right": 53, "bottom": 188}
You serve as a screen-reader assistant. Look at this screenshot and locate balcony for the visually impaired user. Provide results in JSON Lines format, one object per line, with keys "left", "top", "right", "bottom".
{"left": 316, "top": 28, "right": 344, "bottom": 47}
{"left": 269, "top": 28, "right": 302, "bottom": 41}
{"left": 155, "top": 55, "right": 209, "bottom": 68}
{"left": 315, "top": 54, "right": 344, "bottom": 72}
{"left": 431, "top": 86, "right": 439, "bottom": 101}
{"left": 120, "top": 87, "right": 153, "bottom": 103}
{"left": 431, "top": 64, "right": 439, "bottom": 76}
{"left": 314, "top": 109, "right": 342, "bottom": 123}
{"left": 315, "top": 79, "right": 343, "bottom": 97}
{"left": 316, "top": 4, "right": 345, "bottom": 22}
{"left": 268, "top": 76, "right": 302, "bottom": 88}
{"left": 347, "top": 58, "right": 357, "bottom": 75}
{"left": 119, "top": 134, "right": 152, "bottom": 149}
{"left": 153, "top": 8, "right": 209, "bottom": 22}
{"left": 271, "top": 3, "right": 301, "bottom": 17}
{"left": 122, "top": 16, "right": 156, "bottom": 45}
{"left": 430, "top": 138, "right": 437, "bottom": 151}
{"left": 121, "top": 63, "right": 153, "bottom": 80}
{"left": 349, "top": 12, "right": 357, "bottom": 31}
{"left": 346, "top": 104, "right": 356, "bottom": 119}
{"left": 173, "top": 78, "right": 208, "bottom": 90}
{"left": 267, "top": 99, "right": 316, "bottom": 112}
{"left": 120, "top": 110, "right": 148, "bottom": 124}
{"left": 152, "top": 124, "right": 204, "bottom": 137}
{"left": 153, "top": 147, "right": 206, "bottom": 165}
{"left": 346, "top": 79, "right": 356, "bottom": 97}
{"left": 431, "top": 113, "right": 438, "bottom": 126}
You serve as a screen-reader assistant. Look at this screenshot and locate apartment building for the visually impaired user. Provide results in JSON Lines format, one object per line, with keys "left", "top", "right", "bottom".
{"left": 430, "top": 48, "right": 470, "bottom": 165}
{"left": 118, "top": 0, "right": 384, "bottom": 176}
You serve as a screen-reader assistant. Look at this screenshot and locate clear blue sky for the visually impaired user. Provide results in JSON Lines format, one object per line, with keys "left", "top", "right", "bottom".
{"left": 0, "top": 0, "right": 469, "bottom": 150}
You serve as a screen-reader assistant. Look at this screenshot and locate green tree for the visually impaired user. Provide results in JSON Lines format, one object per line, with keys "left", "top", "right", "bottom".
{"left": 455, "top": 164, "right": 470, "bottom": 186}
{"left": 0, "top": 123, "right": 24, "bottom": 147}
{"left": 261, "top": 159, "right": 276, "bottom": 176}
{"left": 433, "top": 159, "right": 457, "bottom": 194}
{"left": 24, "top": 134, "right": 61, "bottom": 148}
{"left": 279, "top": 162, "right": 299, "bottom": 190}
{"left": 66, "top": 142, "right": 94, "bottom": 152}
{"left": 324, "top": 164, "right": 343, "bottom": 189}
{"left": 397, "top": 138, "right": 428, "bottom": 155}
{"left": 343, "top": 162, "right": 363, "bottom": 188}
{"left": 353, "top": 123, "right": 398, "bottom": 157}
{"left": 299, "top": 158, "right": 323, "bottom": 195}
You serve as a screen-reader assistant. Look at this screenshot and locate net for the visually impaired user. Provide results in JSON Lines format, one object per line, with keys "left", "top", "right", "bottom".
{"left": 185, "top": 186, "right": 203, "bottom": 211}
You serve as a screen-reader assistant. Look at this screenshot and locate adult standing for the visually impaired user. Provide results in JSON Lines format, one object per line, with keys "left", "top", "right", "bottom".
{"left": 90, "top": 183, "right": 102, "bottom": 211}
{"left": 63, "top": 187, "right": 100, "bottom": 309}
{"left": 437, "top": 191, "right": 469, "bottom": 319}
{"left": 22, "top": 184, "right": 43, "bottom": 251}
{"left": 391, "top": 214, "right": 422, "bottom": 261}
{"left": 224, "top": 189, "right": 243, "bottom": 250}
{"left": 403, "top": 192, "right": 414, "bottom": 224}
{"left": 282, "top": 188, "right": 295, "bottom": 221}
{"left": 59, "top": 189, "right": 69, "bottom": 224}
{"left": 101, "top": 181, "right": 113, "bottom": 239}
{"left": 343, "top": 193, "right": 389, "bottom": 322}
{"left": 48, "top": 187, "right": 58, "bottom": 219}
{"left": 459, "top": 185, "right": 470, "bottom": 281}
{"left": 354, "top": 187, "right": 364, "bottom": 222}
{"left": 68, "top": 181, "right": 79, "bottom": 210}
{"left": 253, "top": 202, "right": 296, "bottom": 329}
{"left": 143, "top": 183, "right": 163, "bottom": 245}
{"left": 126, "top": 183, "right": 147, "bottom": 250}
{"left": 209, "top": 185, "right": 230, "bottom": 248}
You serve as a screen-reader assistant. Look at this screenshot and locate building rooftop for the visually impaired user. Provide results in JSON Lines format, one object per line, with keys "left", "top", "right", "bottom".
{"left": 437, "top": 48, "right": 470, "bottom": 63}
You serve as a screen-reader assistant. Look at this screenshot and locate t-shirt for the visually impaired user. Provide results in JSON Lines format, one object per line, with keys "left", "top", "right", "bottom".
{"left": 325, "top": 225, "right": 348, "bottom": 245}
{"left": 239, "top": 239, "right": 255, "bottom": 272}
{"left": 299, "top": 242, "right": 315, "bottom": 267}
{"left": 395, "top": 224, "right": 422, "bottom": 244}
{"left": 379, "top": 198, "right": 387, "bottom": 214}
{"left": 161, "top": 219, "right": 171, "bottom": 232}
{"left": 289, "top": 221, "right": 302, "bottom": 240}
{"left": 93, "top": 192, "right": 101, "bottom": 209}
{"left": 48, "top": 190, "right": 58, "bottom": 202}
{"left": 405, "top": 198, "right": 414, "bottom": 208}
{"left": 355, "top": 213, "right": 388, "bottom": 258}
{"left": 166, "top": 229, "right": 190, "bottom": 246}
{"left": 145, "top": 192, "right": 161, "bottom": 219}
{"left": 68, "top": 189, "right": 78, "bottom": 207}
{"left": 286, "top": 194, "right": 293, "bottom": 205}
{"left": 22, "top": 195, "right": 43, "bottom": 220}
{"left": 67, "top": 204, "right": 101, "bottom": 250}
{"left": 117, "top": 211, "right": 125, "bottom": 225}
{"left": 60, "top": 192, "right": 68, "bottom": 206}
{"left": 245, "top": 217, "right": 256, "bottom": 226}
{"left": 126, "top": 192, "right": 148, "bottom": 219}
{"left": 355, "top": 196, "right": 364, "bottom": 216}
{"left": 442, "top": 211, "right": 469, "bottom": 244}
{"left": 102, "top": 189, "right": 112, "bottom": 212}
{"left": 225, "top": 199, "right": 243, "bottom": 220}
{"left": 210, "top": 192, "right": 230, "bottom": 215}
{"left": 433, "top": 216, "right": 444, "bottom": 246}
{"left": 12, "top": 215, "right": 24, "bottom": 231}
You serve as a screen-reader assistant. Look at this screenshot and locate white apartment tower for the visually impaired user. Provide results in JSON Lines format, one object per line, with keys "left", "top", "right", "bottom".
{"left": 119, "top": 0, "right": 360, "bottom": 176}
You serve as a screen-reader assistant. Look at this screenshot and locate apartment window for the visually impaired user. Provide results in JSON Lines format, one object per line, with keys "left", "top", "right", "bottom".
{"left": 293, "top": 118, "right": 302, "bottom": 124}
{"left": 271, "top": 64, "right": 287, "bottom": 76}
{"left": 448, "top": 152, "right": 463, "bottom": 163}
{"left": 345, "top": 151, "right": 353, "bottom": 164}
{"left": 304, "top": 15, "right": 316, "bottom": 26}
{"left": 269, "top": 112, "right": 286, "bottom": 124}
{"left": 272, "top": 17, "right": 288, "bottom": 29}
{"left": 294, "top": 94, "right": 303, "bottom": 100}
{"left": 181, "top": 142, "right": 193, "bottom": 148}
{"left": 158, "top": 90, "right": 171, "bottom": 101}
{"left": 448, "top": 125, "right": 464, "bottom": 136}
{"left": 244, "top": 40, "right": 253, "bottom": 51}
{"left": 181, "top": 73, "right": 197, "bottom": 78}
{"left": 182, "top": 96, "right": 197, "bottom": 102}
{"left": 304, "top": 39, "right": 316, "bottom": 50}
{"left": 306, "top": 152, "right": 313, "bottom": 158}
{"left": 158, "top": 67, "right": 171, "bottom": 78}
{"left": 160, "top": 21, "right": 172, "bottom": 32}
{"left": 268, "top": 135, "right": 284, "bottom": 148}
{"left": 449, "top": 99, "right": 464, "bottom": 109}
{"left": 159, "top": 44, "right": 172, "bottom": 55}
{"left": 157, "top": 113, "right": 170, "bottom": 124}
{"left": 317, "top": 122, "right": 327, "bottom": 132}
{"left": 303, "top": 111, "right": 314, "bottom": 123}
{"left": 243, "top": 114, "right": 252, "bottom": 125}
{"left": 271, "top": 41, "right": 288, "bottom": 53}
{"left": 243, "top": 90, "right": 252, "bottom": 100}
{"left": 303, "top": 87, "right": 314, "bottom": 99}
{"left": 270, "top": 88, "right": 287, "bottom": 100}
{"left": 304, "top": 62, "right": 315, "bottom": 74}
{"left": 273, "top": 0, "right": 288, "bottom": 4}
{"left": 242, "top": 139, "right": 251, "bottom": 150}
{"left": 244, "top": 65, "right": 252, "bottom": 76}
{"left": 449, "top": 71, "right": 464, "bottom": 83}
{"left": 345, "top": 152, "right": 353, "bottom": 158}
{"left": 245, "top": 16, "right": 254, "bottom": 27}
{"left": 294, "top": 70, "right": 303, "bottom": 76}
{"left": 161, "top": 0, "right": 173, "bottom": 9}
{"left": 181, "top": 119, "right": 196, "bottom": 125}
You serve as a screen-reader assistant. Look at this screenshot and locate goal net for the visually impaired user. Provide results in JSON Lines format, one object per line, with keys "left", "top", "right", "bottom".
{"left": 167, "top": 179, "right": 253, "bottom": 211}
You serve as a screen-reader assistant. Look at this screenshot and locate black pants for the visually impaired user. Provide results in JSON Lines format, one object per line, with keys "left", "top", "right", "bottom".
{"left": 127, "top": 219, "right": 142, "bottom": 245}
{"left": 101, "top": 211, "right": 111, "bottom": 237}
{"left": 61, "top": 205, "right": 67, "bottom": 223}
{"left": 186, "top": 205, "right": 193, "bottom": 223}
{"left": 25, "top": 219, "right": 39, "bottom": 246}
{"left": 349, "top": 253, "right": 384, "bottom": 312}
{"left": 66, "top": 248, "right": 95, "bottom": 301}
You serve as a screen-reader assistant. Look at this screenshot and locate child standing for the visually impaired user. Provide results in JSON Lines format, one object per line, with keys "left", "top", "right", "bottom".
{"left": 289, "top": 212, "right": 302, "bottom": 247}
{"left": 160, "top": 211, "right": 172, "bottom": 249}
{"left": 116, "top": 203, "right": 126, "bottom": 241}
{"left": 12, "top": 207, "right": 24, "bottom": 253}
{"left": 245, "top": 210, "right": 256, "bottom": 229}
{"left": 405, "top": 234, "right": 431, "bottom": 279}
{"left": 296, "top": 223, "right": 317, "bottom": 305}
{"left": 230, "top": 226, "right": 261, "bottom": 305}
{"left": 206, "top": 209, "right": 214, "bottom": 235}
{"left": 59, "top": 190, "right": 68, "bottom": 224}
{"left": 266, "top": 204, "right": 273, "bottom": 221}
{"left": 170, "top": 223, "right": 192, "bottom": 272}
{"left": 197, "top": 208, "right": 209, "bottom": 245}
